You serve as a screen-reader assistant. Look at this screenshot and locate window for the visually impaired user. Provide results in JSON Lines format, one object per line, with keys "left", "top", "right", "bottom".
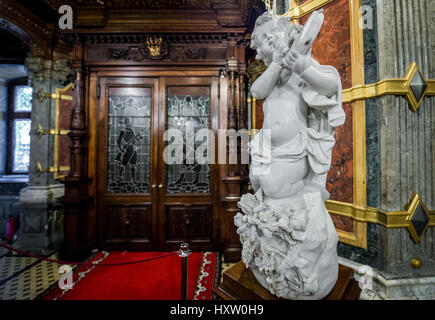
{"left": 7, "top": 78, "right": 32, "bottom": 174}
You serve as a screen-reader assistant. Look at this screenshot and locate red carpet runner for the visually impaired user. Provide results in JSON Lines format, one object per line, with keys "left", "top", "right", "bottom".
{"left": 42, "top": 251, "right": 217, "bottom": 300}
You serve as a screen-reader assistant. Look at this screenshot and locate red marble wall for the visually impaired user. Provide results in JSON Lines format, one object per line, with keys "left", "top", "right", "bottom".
{"left": 254, "top": 99, "right": 264, "bottom": 130}
{"left": 58, "top": 87, "right": 73, "bottom": 177}
{"left": 301, "top": 0, "right": 354, "bottom": 232}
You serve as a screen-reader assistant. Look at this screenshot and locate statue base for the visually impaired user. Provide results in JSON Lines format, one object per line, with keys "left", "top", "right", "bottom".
{"left": 213, "top": 261, "right": 361, "bottom": 300}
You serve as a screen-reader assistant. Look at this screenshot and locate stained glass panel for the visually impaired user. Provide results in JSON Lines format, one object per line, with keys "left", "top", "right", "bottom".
{"left": 12, "top": 119, "right": 31, "bottom": 173}
{"left": 167, "top": 94, "right": 211, "bottom": 194}
{"left": 107, "top": 91, "right": 151, "bottom": 193}
{"left": 14, "top": 86, "right": 33, "bottom": 112}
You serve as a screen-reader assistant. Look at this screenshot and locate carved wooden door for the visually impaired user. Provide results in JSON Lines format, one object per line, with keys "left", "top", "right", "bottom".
{"left": 157, "top": 77, "right": 219, "bottom": 251}
{"left": 98, "top": 77, "right": 159, "bottom": 250}
{"left": 97, "top": 76, "right": 218, "bottom": 251}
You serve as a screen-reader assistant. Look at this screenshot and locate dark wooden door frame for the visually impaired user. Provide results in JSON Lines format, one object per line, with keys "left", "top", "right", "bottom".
{"left": 95, "top": 72, "right": 221, "bottom": 251}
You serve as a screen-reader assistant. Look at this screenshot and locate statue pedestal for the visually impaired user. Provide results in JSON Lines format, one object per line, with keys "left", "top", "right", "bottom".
{"left": 213, "top": 261, "right": 361, "bottom": 300}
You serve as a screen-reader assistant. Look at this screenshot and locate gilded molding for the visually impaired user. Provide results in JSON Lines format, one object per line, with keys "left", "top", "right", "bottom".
{"left": 342, "top": 62, "right": 435, "bottom": 112}
{"left": 327, "top": 193, "right": 435, "bottom": 244}
{"left": 286, "top": 0, "right": 335, "bottom": 19}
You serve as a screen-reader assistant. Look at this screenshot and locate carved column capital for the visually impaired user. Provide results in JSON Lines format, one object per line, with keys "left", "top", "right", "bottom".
{"left": 24, "top": 57, "right": 72, "bottom": 84}
{"left": 24, "top": 56, "right": 52, "bottom": 83}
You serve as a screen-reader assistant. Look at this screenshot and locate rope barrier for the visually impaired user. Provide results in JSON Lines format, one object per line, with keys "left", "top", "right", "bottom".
{"left": 0, "top": 243, "right": 177, "bottom": 267}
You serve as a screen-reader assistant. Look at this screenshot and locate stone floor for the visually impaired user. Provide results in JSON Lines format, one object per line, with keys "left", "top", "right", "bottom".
{"left": 219, "top": 256, "right": 236, "bottom": 283}
{"left": 0, "top": 242, "right": 61, "bottom": 300}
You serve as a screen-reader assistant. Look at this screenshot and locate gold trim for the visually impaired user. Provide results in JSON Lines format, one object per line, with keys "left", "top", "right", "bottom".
{"left": 342, "top": 62, "right": 435, "bottom": 112}
{"left": 327, "top": 194, "right": 435, "bottom": 242}
{"left": 347, "top": 0, "right": 367, "bottom": 248}
{"left": 37, "top": 88, "right": 73, "bottom": 103}
{"left": 411, "top": 258, "right": 423, "bottom": 269}
{"left": 36, "top": 124, "right": 69, "bottom": 138}
{"left": 406, "top": 193, "right": 433, "bottom": 244}
{"left": 36, "top": 162, "right": 70, "bottom": 176}
{"left": 54, "top": 83, "right": 73, "bottom": 180}
{"left": 427, "top": 80, "right": 435, "bottom": 95}
{"left": 252, "top": 97, "right": 257, "bottom": 131}
{"left": 286, "top": 0, "right": 335, "bottom": 19}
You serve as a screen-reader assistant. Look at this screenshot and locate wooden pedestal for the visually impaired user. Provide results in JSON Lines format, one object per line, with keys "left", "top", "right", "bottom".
{"left": 213, "top": 261, "right": 361, "bottom": 300}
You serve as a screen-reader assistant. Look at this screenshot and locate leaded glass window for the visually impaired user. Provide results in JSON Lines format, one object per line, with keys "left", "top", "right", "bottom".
{"left": 7, "top": 79, "right": 32, "bottom": 174}
{"left": 14, "top": 86, "right": 33, "bottom": 112}
{"left": 12, "top": 119, "right": 31, "bottom": 172}
{"left": 166, "top": 90, "right": 211, "bottom": 194}
{"left": 107, "top": 88, "right": 152, "bottom": 193}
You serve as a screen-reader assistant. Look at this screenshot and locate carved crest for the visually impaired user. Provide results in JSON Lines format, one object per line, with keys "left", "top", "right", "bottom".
{"left": 111, "top": 36, "right": 168, "bottom": 61}
{"left": 146, "top": 37, "right": 163, "bottom": 57}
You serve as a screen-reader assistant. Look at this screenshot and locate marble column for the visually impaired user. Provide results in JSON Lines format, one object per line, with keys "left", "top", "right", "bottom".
{"left": 14, "top": 57, "right": 72, "bottom": 255}
{"left": 338, "top": 0, "right": 435, "bottom": 300}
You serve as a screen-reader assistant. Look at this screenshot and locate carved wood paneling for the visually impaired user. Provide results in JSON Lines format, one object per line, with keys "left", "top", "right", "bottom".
{"left": 106, "top": 204, "right": 152, "bottom": 241}
{"left": 165, "top": 205, "right": 212, "bottom": 241}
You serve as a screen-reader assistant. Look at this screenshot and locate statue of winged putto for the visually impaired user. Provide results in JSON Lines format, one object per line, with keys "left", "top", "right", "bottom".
{"left": 234, "top": 10, "right": 345, "bottom": 300}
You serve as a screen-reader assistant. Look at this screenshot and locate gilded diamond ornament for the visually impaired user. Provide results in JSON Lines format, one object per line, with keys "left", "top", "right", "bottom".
{"left": 407, "top": 193, "right": 431, "bottom": 244}
{"left": 410, "top": 69, "right": 428, "bottom": 103}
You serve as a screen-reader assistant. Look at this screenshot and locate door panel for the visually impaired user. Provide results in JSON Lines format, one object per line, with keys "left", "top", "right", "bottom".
{"left": 105, "top": 203, "right": 153, "bottom": 243}
{"left": 97, "top": 75, "right": 219, "bottom": 251}
{"left": 158, "top": 77, "right": 219, "bottom": 250}
{"left": 165, "top": 204, "right": 212, "bottom": 241}
{"left": 107, "top": 87, "right": 152, "bottom": 193}
{"left": 98, "top": 77, "right": 159, "bottom": 250}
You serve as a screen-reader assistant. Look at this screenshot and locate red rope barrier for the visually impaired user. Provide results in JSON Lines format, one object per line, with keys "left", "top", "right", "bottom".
{"left": 0, "top": 243, "right": 177, "bottom": 267}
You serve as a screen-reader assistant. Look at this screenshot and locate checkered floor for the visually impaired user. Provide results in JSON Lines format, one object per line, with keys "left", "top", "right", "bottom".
{"left": 0, "top": 245, "right": 62, "bottom": 300}
{"left": 219, "top": 256, "right": 236, "bottom": 283}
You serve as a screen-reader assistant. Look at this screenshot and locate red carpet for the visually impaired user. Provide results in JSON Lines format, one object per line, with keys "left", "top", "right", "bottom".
{"left": 42, "top": 251, "right": 217, "bottom": 300}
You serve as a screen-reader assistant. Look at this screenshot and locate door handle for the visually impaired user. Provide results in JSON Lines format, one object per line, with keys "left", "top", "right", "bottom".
{"left": 152, "top": 184, "right": 156, "bottom": 189}
{"left": 158, "top": 184, "right": 163, "bottom": 189}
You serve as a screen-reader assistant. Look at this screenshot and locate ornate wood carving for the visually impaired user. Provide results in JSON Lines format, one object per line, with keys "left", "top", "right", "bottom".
{"left": 226, "top": 58, "right": 239, "bottom": 177}
{"left": 104, "top": 0, "right": 212, "bottom": 8}
{"left": 106, "top": 204, "right": 152, "bottom": 240}
{"left": 61, "top": 38, "right": 92, "bottom": 262}
{"left": 184, "top": 48, "right": 208, "bottom": 59}
{"left": 166, "top": 205, "right": 212, "bottom": 241}
{"left": 111, "top": 37, "right": 169, "bottom": 61}
{"left": 226, "top": 58, "right": 239, "bottom": 130}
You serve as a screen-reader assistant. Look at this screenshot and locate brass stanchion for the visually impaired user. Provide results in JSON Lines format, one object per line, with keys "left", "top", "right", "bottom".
{"left": 177, "top": 242, "right": 191, "bottom": 300}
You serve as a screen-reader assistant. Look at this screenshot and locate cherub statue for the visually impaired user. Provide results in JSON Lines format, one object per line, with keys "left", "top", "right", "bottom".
{"left": 234, "top": 10, "right": 345, "bottom": 300}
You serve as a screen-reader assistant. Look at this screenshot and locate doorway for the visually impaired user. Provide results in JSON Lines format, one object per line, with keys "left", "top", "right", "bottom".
{"left": 96, "top": 75, "right": 220, "bottom": 251}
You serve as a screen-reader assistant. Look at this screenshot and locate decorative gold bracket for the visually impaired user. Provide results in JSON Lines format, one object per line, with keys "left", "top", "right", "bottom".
{"left": 327, "top": 193, "right": 435, "bottom": 244}
{"left": 37, "top": 88, "right": 73, "bottom": 103}
{"left": 36, "top": 162, "right": 70, "bottom": 177}
{"left": 342, "top": 62, "right": 435, "bottom": 112}
{"left": 36, "top": 124, "right": 70, "bottom": 139}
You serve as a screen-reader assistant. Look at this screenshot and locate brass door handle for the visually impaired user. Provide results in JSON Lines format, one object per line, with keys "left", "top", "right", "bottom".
{"left": 152, "top": 184, "right": 156, "bottom": 189}
{"left": 158, "top": 184, "right": 163, "bottom": 189}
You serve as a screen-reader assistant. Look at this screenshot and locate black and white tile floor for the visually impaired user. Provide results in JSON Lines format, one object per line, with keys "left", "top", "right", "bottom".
{"left": 0, "top": 243, "right": 61, "bottom": 300}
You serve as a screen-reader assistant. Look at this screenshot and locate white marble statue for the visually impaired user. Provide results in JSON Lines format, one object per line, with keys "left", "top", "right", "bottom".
{"left": 234, "top": 10, "right": 346, "bottom": 300}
